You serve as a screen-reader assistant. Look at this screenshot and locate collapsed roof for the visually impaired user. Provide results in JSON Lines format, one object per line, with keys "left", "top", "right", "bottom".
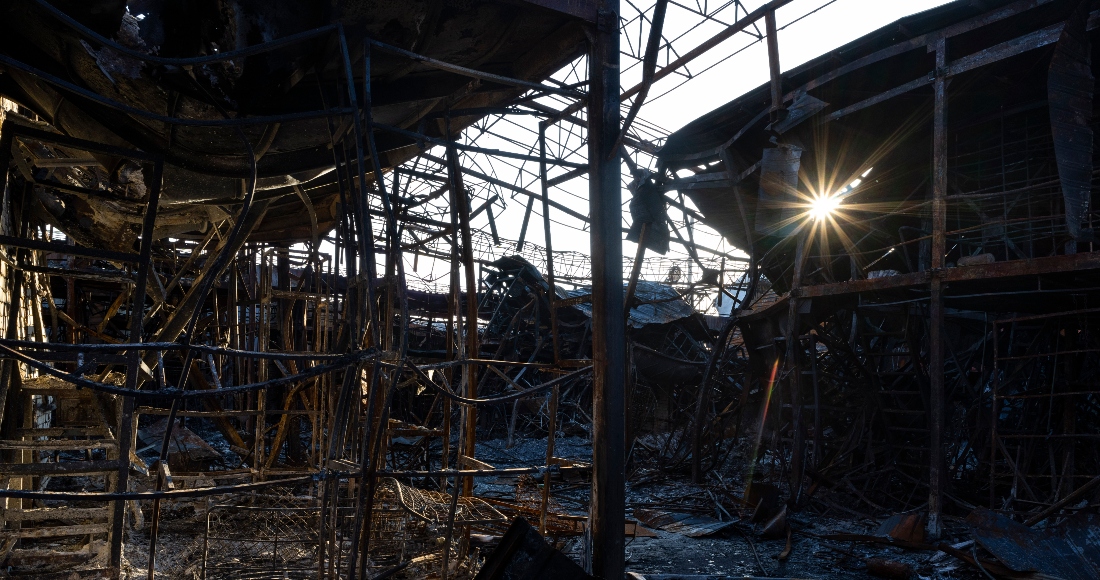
{"left": 659, "top": 0, "right": 1098, "bottom": 300}
{"left": 0, "top": 0, "right": 590, "bottom": 247}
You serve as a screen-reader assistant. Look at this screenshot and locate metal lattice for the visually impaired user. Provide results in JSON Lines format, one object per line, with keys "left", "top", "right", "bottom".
{"left": 202, "top": 491, "right": 325, "bottom": 579}
{"left": 387, "top": 478, "right": 506, "bottom": 525}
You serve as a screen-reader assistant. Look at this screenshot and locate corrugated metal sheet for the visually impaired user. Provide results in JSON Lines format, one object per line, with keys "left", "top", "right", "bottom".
{"left": 968, "top": 508, "right": 1100, "bottom": 580}
{"left": 633, "top": 509, "right": 736, "bottom": 537}
{"left": 566, "top": 281, "right": 695, "bottom": 328}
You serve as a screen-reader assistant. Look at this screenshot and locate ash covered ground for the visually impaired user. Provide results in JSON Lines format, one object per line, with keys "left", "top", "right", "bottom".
{"left": 474, "top": 436, "right": 982, "bottom": 579}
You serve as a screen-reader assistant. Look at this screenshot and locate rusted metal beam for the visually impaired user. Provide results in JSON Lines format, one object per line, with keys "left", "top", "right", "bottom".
{"left": 367, "top": 38, "right": 585, "bottom": 98}
{"left": 765, "top": 9, "right": 783, "bottom": 114}
{"left": 799, "top": 250, "right": 1100, "bottom": 298}
{"left": 588, "top": 3, "right": 625, "bottom": 577}
{"left": 787, "top": 0, "right": 1058, "bottom": 101}
{"left": 785, "top": 231, "right": 808, "bottom": 503}
{"left": 377, "top": 123, "right": 587, "bottom": 169}
{"left": 520, "top": 0, "right": 600, "bottom": 22}
{"left": 823, "top": 13, "right": 1099, "bottom": 124}
{"left": 624, "top": 223, "right": 648, "bottom": 314}
{"left": 546, "top": 165, "right": 590, "bottom": 188}
{"left": 0, "top": 235, "right": 139, "bottom": 263}
{"left": 420, "top": 152, "right": 590, "bottom": 223}
{"left": 540, "top": 384, "right": 560, "bottom": 534}
{"left": 612, "top": 0, "right": 668, "bottom": 156}
{"left": 620, "top": 0, "right": 795, "bottom": 103}
{"left": 516, "top": 196, "right": 536, "bottom": 251}
{"left": 0, "top": 459, "right": 118, "bottom": 476}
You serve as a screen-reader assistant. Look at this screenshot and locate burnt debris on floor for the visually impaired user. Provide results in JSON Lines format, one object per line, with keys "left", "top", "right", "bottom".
{"left": 2, "top": 0, "right": 1100, "bottom": 579}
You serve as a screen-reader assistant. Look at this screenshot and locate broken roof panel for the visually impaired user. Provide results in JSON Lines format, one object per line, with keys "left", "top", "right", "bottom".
{"left": 567, "top": 280, "right": 696, "bottom": 328}
{"left": 968, "top": 507, "right": 1100, "bottom": 580}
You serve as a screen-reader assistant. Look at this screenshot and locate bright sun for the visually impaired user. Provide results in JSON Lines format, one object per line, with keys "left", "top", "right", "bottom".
{"left": 809, "top": 193, "right": 840, "bottom": 220}
{"left": 808, "top": 168, "right": 870, "bottom": 220}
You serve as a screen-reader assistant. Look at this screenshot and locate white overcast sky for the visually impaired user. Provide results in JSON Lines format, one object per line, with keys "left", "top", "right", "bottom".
{"left": 638, "top": 0, "right": 954, "bottom": 132}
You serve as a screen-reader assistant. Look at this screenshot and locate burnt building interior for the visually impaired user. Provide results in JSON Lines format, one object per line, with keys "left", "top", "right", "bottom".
{"left": 0, "top": 0, "right": 1098, "bottom": 578}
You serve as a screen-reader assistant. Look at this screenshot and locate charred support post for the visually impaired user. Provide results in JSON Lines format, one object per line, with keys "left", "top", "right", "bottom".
{"left": 765, "top": 9, "right": 783, "bottom": 117}
{"left": 927, "top": 38, "right": 947, "bottom": 541}
{"left": 539, "top": 124, "right": 562, "bottom": 363}
{"left": 587, "top": 3, "right": 624, "bottom": 578}
{"left": 624, "top": 223, "right": 648, "bottom": 313}
{"left": 353, "top": 40, "right": 410, "bottom": 578}
{"left": 444, "top": 119, "right": 480, "bottom": 497}
{"left": 516, "top": 196, "right": 536, "bottom": 251}
{"left": 539, "top": 384, "right": 559, "bottom": 534}
{"left": 0, "top": 125, "right": 20, "bottom": 434}
{"left": 111, "top": 160, "right": 163, "bottom": 577}
{"left": 784, "top": 233, "right": 807, "bottom": 504}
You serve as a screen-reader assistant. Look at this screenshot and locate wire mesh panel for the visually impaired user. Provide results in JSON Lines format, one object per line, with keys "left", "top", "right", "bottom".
{"left": 991, "top": 309, "right": 1100, "bottom": 508}
{"left": 202, "top": 491, "right": 324, "bottom": 580}
{"left": 388, "top": 477, "right": 506, "bottom": 526}
{"left": 367, "top": 477, "right": 409, "bottom": 565}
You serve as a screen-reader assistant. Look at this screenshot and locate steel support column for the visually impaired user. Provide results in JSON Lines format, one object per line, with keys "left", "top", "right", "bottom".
{"left": 927, "top": 38, "right": 947, "bottom": 541}
{"left": 587, "top": 3, "right": 624, "bottom": 578}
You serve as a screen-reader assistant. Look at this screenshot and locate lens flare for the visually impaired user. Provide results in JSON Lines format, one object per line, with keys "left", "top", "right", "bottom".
{"left": 809, "top": 193, "right": 841, "bottom": 220}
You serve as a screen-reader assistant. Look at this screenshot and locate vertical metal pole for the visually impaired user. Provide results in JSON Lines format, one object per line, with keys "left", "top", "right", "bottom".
{"left": 353, "top": 41, "right": 408, "bottom": 578}
{"left": 111, "top": 159, "right": 162, "bottom": 577}
{"left": 1, "top": 182, "right": 29, "bottom": 514}
{"left": 765, "top": 10, "right": 783, "bottom": 114}
{"left": 538, "top": 124, "right": 561, "bottom": 363}
{"left": 623, "top": 223, "right": 647, "bottom": 315}
{"left": 990, "top": 319, "right": 999, "bottom": 509}
{"left": 444, "top": 119, "right": 480, "bottom": 497}
{"left": 515, "top": 197, "right": 536, "bottom": 251}
{"left": 587, "top": 2, "right": 624, "bottom": 577}
{"left": 336, "top": 26, "right": 378, "bottom": 306}
{"left": 928, "top": 38, "right": 947, "bottom": 541}
{"left": 809, "top": 333, "right": 822, "bottom": 469}
{"left": 539, "top": 385, "right": 559, "bottom": 534}
{"left": 0, "top": 122, "right": 19, "bottom": 435}
{"left": 441, "top": 150, "right": 461, "bottom": 494}
{"left": 785, "top": 232, "right": 807, "bottom": 503}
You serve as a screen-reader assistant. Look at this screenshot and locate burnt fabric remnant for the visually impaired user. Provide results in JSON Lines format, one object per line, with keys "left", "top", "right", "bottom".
{"left": 472, "top": 517, "right": 592, "bottom": 580}
{"left": 1050, "top": 0, "right": 1096, "bottom": 248}
{"left": 3, "top": 0, "right": 1100, "bottom": 579}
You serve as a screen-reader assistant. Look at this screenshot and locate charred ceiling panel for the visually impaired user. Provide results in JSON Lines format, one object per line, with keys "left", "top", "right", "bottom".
{"left": 626, "top": 171, "right": 670, "bottom": 254}
{"left": 0, "top": 0, "right": 588, "bottom": 245}
{"left": 1048, "top": 0, "right": 1095, "bottom": 246}
{"left": 755, "top": 143, "right": 802, "bottom": 238}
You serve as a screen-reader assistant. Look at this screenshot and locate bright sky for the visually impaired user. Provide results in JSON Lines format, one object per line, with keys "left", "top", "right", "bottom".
{"left": 365, "top": 1, "right": 957, "bottom": 305}
{"left": 496, "top": 0, "right": 955, "bottom": 252}
{"left": 638, "top": 0, "right": 954, "bottom": 132}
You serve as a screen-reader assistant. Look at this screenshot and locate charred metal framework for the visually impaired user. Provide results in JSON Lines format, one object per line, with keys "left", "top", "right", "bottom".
{"left": 4, "top": 0, "right": 1098, "bottom": 578}
{"left": 0, "top": 0, "right": 811, "bottom": 577}
{"left": 0, "top": 0, "right": 621, "bottom": 577}
{"left": 660, "top": 0, "right": 1100, "bottom": 546}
